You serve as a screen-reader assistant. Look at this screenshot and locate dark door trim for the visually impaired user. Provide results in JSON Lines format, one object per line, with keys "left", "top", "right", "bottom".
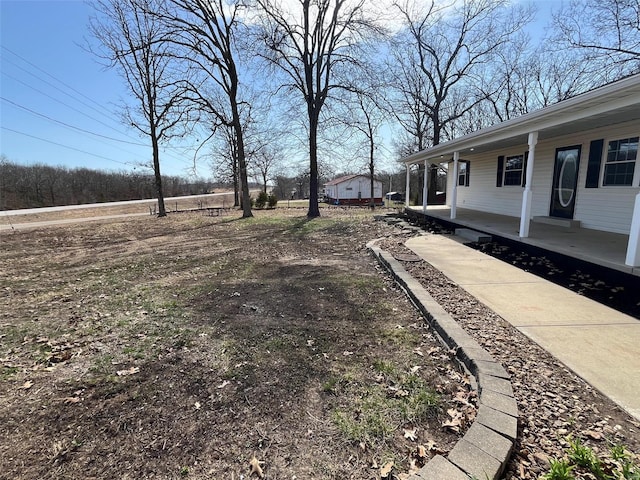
{"left": 550, "top": 145, "right": 582, "bottom": 219}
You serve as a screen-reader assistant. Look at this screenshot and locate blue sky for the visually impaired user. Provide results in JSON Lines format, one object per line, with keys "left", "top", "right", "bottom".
{"left": 1, "top": 0, "right": 196, "bottom": 177}
{"left": 1, "top": 0, "right": 557, "bottom": 179}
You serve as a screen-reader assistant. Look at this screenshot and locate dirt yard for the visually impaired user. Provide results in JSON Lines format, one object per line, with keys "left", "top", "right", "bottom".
{"left": 0, "top": 208, "right": 473, "bottom": 479}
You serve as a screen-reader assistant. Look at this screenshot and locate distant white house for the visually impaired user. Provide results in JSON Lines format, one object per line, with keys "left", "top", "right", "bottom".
{"left": 323, "top": 174, "right": 383, "bottom": 206}
{"left": 402, "top": 73, "right": 640, "bottom": 267}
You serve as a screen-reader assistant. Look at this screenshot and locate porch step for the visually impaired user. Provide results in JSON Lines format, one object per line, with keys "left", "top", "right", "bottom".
{"left": 532, "top": 216, "right": 581, "bottom": 228}
{"left": 455, "top": 228, "right": 492, "bottom": 244}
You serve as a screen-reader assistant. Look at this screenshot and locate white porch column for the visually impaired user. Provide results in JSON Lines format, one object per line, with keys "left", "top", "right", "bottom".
{"left": 451, "top": 152, "right": 459, "bottom": 220}
{"left": 405, "top": 164, "right": 411, "bottom": 206}
{"left": 625, "top": 193, "right": 640, "bottom": 267}
{"left": 422, "top": 160, "right": 428, "bottom": 213}
{"left": 519, "top": 131, "right": 538, "bottom": 238}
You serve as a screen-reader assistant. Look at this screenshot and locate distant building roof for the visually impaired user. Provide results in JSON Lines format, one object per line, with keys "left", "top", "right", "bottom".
{"left": 324, "top": 174, "right": 381, "bottom": 186}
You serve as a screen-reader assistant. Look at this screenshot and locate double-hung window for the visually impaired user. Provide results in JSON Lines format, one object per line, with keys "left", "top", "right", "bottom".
{"left": 504, "top": 155, "right": 524, "bottom": 186}
{"left": 602, "top": 137, "right": 638, "bottom": 186}
{"left": 458, "top": 161, "right": 470, "bottom": 186}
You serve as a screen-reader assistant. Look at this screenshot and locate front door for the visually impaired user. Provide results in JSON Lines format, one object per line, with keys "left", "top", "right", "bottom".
{"left": 549, "top": 145, "right": 581, "bottom": 219}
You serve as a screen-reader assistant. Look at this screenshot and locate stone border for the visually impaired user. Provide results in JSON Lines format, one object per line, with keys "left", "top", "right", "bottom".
{"left": 368, "top": 239, "right": 518, "bottom": 480}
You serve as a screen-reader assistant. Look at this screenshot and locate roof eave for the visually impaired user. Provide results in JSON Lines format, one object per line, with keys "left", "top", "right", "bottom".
{"left": 402, "top": 74, "right": 640, "bottom": 166}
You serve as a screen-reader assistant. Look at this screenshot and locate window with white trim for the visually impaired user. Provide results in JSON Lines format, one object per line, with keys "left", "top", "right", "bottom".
{"left": 458, "top": 161, "right": 469, "bottom": 186}
{"left": 602, "top": 137, "right": 638, "bottom": 186}
{"left": 504, "top": 155, "right": 524, "bottom": 186}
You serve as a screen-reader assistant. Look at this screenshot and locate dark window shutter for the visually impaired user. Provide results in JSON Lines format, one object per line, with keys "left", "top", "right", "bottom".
{"left": 522, "top": 151, "right": 529, "bottom": 187}
{"left": 496, "top": 156, "right": 504, "bottom": 187}
{"left": 465, "top": 161, "right": 470, "bottom": 186}
{"left": 586, "top": 139, "right": 604, "bottom": 188}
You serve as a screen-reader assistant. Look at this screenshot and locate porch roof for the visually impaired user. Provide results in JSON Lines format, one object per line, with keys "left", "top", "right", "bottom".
{"left": 403, "top": 74, "right": 640, "bottom": 166}
{"left": 407, "top": 206, "right": 638, "bottom": 277}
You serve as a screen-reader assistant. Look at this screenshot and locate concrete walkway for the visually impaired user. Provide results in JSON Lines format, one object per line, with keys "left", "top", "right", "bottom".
{"left": 406, "top": 234, "right": 640, "bottom": 421}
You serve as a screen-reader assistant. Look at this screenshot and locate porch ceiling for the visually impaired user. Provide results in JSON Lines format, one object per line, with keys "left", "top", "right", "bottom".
{"left": 404, "top": 74, "right": 640, "bottom": 165}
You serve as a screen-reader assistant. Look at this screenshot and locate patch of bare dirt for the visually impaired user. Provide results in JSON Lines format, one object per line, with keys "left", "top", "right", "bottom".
{"left": 0, "top": 209, "right": 471, "bottom": 479}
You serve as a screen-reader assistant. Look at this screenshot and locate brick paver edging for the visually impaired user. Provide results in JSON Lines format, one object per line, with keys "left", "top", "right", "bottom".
{"left": 368, "top": 239, "right": 518, "bottom": 480}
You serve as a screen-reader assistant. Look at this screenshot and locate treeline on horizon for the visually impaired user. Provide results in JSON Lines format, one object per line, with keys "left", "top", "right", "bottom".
{"left": 0, "top": 160, "right": 213, "bottom": 210}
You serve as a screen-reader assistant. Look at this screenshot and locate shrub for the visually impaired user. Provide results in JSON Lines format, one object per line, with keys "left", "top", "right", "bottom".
{"left": 267, "top": 194, "right": 278, "bottom": 208}
{"left": 255, "top": 191, "right": 268, "bottom": 209}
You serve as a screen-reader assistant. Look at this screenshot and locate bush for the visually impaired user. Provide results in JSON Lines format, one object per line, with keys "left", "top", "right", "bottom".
{"left": 267, "top": 194, "right": 278, "bottom": 208}
{"left": 255, "top": 191, "right": 268, "bottom": 209}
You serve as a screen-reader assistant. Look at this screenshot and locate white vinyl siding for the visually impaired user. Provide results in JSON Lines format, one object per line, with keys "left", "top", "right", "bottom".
{"left": 447, "top": 120, "right": 640, "bottom": 234}
{"left": 326, "top": 176, "right": 382, "bottom": 201}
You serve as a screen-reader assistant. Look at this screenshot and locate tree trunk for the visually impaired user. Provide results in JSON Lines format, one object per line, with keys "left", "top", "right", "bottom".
{"left": 428, "top": 111, "right": 441, "bottom": 205}
{"left": 369, "top": 138, "right": 375, "bottom": 210}
{"left": 307, "top": 114, "right": 320, "bottom": 218}
{"left": 232, "top": 104, "right": 253, "bottom": 218}
{"left": 232, "top": 137, "right": 240, "bottom": 207}
{"left": 151, "top": 133, "right": 167, "bottom": 217}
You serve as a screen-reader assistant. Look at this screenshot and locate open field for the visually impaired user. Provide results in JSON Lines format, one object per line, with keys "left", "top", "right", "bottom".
{"left": 0, "top": 193, "right": 238, "bottom": 226}
{"left": 0, "top": 209, "right": 470, "bottom": 479}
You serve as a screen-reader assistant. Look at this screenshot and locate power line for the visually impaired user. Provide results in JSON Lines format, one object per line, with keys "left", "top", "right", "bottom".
{"left": 1, "top": 46, "right": 195, "bottom": 162}
{"left": 1, "top": 96, "right": 149, "bottom": 146}
{"left": 1, "top": 49, "right": 123, "bottom": 126}
{"left": 1, "top": 70, "right": 143, "bottom": 140}
{"left": 1, "top": 126, "right": 137, "bottom": 167}
{"left": 1, "top": 70, "right": 191, "bottom": 165}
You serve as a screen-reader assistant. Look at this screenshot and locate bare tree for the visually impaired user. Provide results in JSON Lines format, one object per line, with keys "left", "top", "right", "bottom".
{"left": 393, "top": 0, "right": 533, "bottom": 146}
{"left": 210, "top": 124, "right": 241, "bottom": 205}
{"left": 90, "top": 0, "right": 189, "bottom": 217}
{"left": 390, "top": 0, "right": 531, "bottom": 203}
{"left": 155, "top": 0, "right": 254, "bottom": 217}
{"left": 255, "top": 0, "right": 381, "bottom": 217}
{"left": 338, "top": 89, "right": 385, "bottom": 209}
{"left": 553, "top": 0, "right": 640, "bottom": 77}
{"left": 251, "top": 146, "right": 281, "bottom": 193}
{"left": 386, "top": 47, "right": 432, "bottom": 155}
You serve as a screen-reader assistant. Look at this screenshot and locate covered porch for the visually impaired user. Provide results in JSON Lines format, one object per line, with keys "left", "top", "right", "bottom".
{"left": 406, "top": 205, "right": 638, "bottom": 277}
{"left": 402, "top": 75, "right": 640, "bottom": 273}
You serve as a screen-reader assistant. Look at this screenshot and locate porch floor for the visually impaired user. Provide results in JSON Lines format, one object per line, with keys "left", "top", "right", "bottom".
{"left": 406, "top": 206, "right": 638, "bottom": 277}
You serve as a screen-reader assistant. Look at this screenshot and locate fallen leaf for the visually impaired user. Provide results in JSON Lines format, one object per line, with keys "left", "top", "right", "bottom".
{"left": 410, "top": 366, "right": 421, "bottom": 374}
{"left": 249, "top": 456, "right": 264, "bottom": 478}
{"left": 116, "top": 366, "right": 139, "bottom": 376}
{"left": 426, "top": 439, "right": 437, "bottom": 451}
{"left": 380, "top": 461, "right": 394, "bottom": 478}
{"left": 63, "top": 397, "right": 81, "bottom": 404}
{"left": 19, "top": 380, "right": 33, "bottom": 390}
{"left": 217, "top": 380, "right": 230, "bottom": 389}
{"left": 48, "top": 350, "right": 72, "bottom": 363}
{"left": 413, "top": 347, "right": 424, "bottom": 357}
{"left": 442, "top": 410, "right": 463, "bottom": 432}
{"left": 408, "top": 458, "right": 419, "bottom": 473}
{"left": 389, "top": 386, "right": 409, "bottom": 398}
{"left": 416, "top": 445, "right": 427, "bottom": 458}
{"left": 584, "top": 430, "right": 603, "bottom": 440}
{"left": 342, "top": 351, "right": 353, "bottom": 356}
{"left": 404, "top": 428, "right": 417, "bottom": 441}
{"left": 194, "top": 401, "right": 201, "bottom": 410}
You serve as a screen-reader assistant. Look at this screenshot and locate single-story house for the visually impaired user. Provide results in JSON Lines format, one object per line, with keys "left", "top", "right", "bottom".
{"left": 402, "top": 73, "right": 640, "bottom": 269}
{"left": 324, "top": 174, "right": 383, "bottom": 206}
